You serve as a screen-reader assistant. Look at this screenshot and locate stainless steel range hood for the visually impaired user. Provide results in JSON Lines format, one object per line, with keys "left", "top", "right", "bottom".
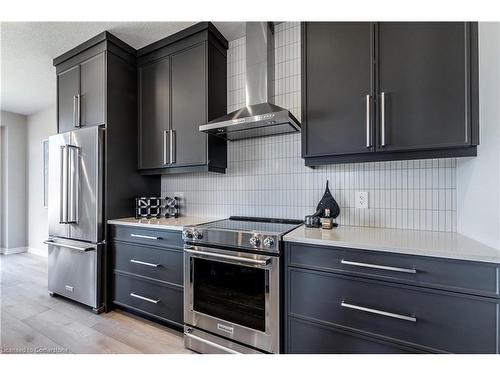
{"left": 199, "top": 22, "right": 300, "bottom": 141}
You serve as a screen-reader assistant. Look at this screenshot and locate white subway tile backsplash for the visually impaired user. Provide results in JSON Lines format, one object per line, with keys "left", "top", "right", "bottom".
{"left": 161, "top": 22, "right": 457, "bottom": 232}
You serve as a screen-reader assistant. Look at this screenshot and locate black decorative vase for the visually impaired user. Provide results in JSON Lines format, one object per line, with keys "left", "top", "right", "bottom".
{"left": 316, "top": 180, "right": 340, "bottom": 219}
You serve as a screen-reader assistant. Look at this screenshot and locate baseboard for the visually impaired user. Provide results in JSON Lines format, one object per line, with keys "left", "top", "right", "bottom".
{"left": 0, "top": 246, "right": 28, "bottom": 255}
{"left": 27, "top": 247, "right": 48, "bottom": 257}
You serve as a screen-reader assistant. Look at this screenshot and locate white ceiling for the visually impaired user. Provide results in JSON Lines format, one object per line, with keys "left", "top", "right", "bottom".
{"left": 0, "top": 22, "right": 246, "bottom": 115}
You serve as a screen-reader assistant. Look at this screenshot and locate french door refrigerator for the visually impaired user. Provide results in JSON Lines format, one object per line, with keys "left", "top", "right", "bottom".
{"left": 46, "top": 126, "right": 105, "bottom": 312}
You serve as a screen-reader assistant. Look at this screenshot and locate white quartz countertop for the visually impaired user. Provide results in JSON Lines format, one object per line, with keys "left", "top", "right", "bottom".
{"left": 283, "top": 225, "right": 500, "bottom": 264}
{"left": 107, "top": 216, "right": 220, "bottom": 231}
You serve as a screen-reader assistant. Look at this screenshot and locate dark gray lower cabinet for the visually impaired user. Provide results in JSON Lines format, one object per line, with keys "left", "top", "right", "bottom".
{"left": 110, "top": 225, "right": 184, "bottom": 329}
{"left": 288, "top": 316, "right": 424, "bottom": 354}
{"left": 284, "top": 242, "right": 500, "bottom": 354}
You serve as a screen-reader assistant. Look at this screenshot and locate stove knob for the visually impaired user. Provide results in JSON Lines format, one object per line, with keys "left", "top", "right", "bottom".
{"left": 249, "top": 236, "right": 261, "bottom": 247}
{"left": 182, "top": 229, "right": 193, "bottom": 240}
{"left": 263, "top": 237, "right": 275, "bottom": 248}
{"left": 193, "top": 230, "right": 203, "bottom": 240}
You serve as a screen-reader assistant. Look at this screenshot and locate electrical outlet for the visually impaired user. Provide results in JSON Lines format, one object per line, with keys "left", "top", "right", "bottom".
{"left": 355, "top": 191, "right": 369, "bottom": 209}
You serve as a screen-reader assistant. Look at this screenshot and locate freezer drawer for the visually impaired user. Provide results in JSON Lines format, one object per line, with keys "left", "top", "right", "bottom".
{"left": 47, "top": 239, "right": 103, "bottom": 309}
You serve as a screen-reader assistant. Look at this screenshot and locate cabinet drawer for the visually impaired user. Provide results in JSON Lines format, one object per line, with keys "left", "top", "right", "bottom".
{"left": 288, "top": 243, "right": 500, "bottom": 298}
{"left": 113, "top": 273, "right": 183, "bottom": 326}
{"left": 111, "top": 225, "right": 183, "bottom": 249}
{"left": 287, "top": 316, "right": 423, "bottom": 354}
{"left": 289, "top": 268, "right": 499, "bottom": 353}
{"left": 112, "top": 241, "right": 183, "bottom": 285}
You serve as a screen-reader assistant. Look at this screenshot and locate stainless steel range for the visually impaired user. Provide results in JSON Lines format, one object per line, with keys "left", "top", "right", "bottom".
{"left": 182, "top": 216, "right": 302, "bottom": 354}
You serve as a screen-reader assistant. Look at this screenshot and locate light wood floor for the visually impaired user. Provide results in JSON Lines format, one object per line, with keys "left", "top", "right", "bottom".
{"left": 0, "top": 253, "right": 192, "bottom": 354}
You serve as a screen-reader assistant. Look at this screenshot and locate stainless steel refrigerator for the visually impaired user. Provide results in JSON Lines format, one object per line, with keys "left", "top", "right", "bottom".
{"left": 46, "top": 126, "right": 105, "bottom": 313}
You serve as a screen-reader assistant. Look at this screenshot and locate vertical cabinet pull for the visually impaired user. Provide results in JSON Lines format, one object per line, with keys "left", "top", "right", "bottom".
{"left": 365, "top": 94, "right": 371, "bottom": 148}
{"left": 77, "top": 94, "right": 81, "bottom": 127}
{"left": 380, "top": 92, "right": 386, "bottom": 147}
{"left": 170, "top": 130, "right": 176, "bottom": 164}
{"left": 73, "top": 96, "right": 78, "bottom": 127}
{"left": 163, "top": 130, "right": 168, "bottom": 165}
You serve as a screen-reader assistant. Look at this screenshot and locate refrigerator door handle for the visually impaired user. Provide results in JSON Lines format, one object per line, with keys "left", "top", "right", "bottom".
{"left": 67, "top": 144, "right": 80, "bottom": 224}
{"left": 59, "top": 144, "right": 80, "bottom": 224}
{"left": 60, "top": 145, "right": 69, "bottom": 224}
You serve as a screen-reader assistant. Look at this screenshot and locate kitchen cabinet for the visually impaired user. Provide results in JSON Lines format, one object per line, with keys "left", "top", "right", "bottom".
{"left": 56, "top": 52, "right": 105, "bottom": 133}
{"left": 284, "top": 242, "right": 500, "bottom": 354}
{"left": 139, "top": 57, "right": 171, "bottom": 169}
{"left": 137, "top": 22, "right": 228, "bottom": 174}
{"left": 303, "top": 22, "right": 374, "bottom": 157}
{"left": 302, "top": 22, "right": 479, "bottom": 166}
{"left": 110, "top": 224, "right": 184, "bottom": 329}
{"left": 57, "top": 65, "right": 80, "bottom": 133}
{"left": 170, "top": 44, "right": 208, "bottom": 167}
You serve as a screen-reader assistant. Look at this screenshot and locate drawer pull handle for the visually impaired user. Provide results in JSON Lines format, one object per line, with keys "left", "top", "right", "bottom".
{"left": 130, "top": 292, "right": 160, "bottom": 304}
{"left": 130, "top": 259, "right": 160, "bottom": 268}
{"left": 130, "top": 234, "right": 161, "bottom": 240}
{"left": 341, "top": 301, "right": 417, "bottom": 322}
{"left": 341, "top": 259, "right": 416, "bottom": 274}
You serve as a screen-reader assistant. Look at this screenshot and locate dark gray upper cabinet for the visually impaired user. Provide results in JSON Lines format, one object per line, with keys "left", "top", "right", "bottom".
{"left": 57, "top": 65, "right": 80, "bottom": 133}
{"left": 56, "top": 52, "right": 105, "bottom": 132}
{"left": 302, "top": 22, "right": 479, "bottom": 166}
{"left": 170, "top": 44, "right": 208, "bottom": 167}
{"left": 303, "top": 22, "right": 374, "bottom": 157}
{"left": 139, "top": 57, "right": 170, "bottom": 169}
{"left": 80, "top": 53, "right": 106, "bottom": 128}
{"left": 137, "top": 22, "right": 228, "bottom": 175}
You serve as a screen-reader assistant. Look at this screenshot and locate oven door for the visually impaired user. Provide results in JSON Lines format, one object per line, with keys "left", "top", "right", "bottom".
{"left": 184, "top": 245, "right": 279, "bottom": 353}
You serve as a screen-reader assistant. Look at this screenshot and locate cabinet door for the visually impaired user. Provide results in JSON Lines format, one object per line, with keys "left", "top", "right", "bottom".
{"left": 170, "top": 43, "right": 207, "bottom": 166}
{"left": 303, "top": 22, "right": 373, "bottom": 157}
{"left": 80, "top": 52, "right": 106, "bottom": 127}
{"left": 57, "top": 65, "right": 80, "bottom": 133}
{"left": 139, "top": 57, "right": 170, "bottom": 169}
{"left": 378, "top": 22, "right": 470, "bottom": 151}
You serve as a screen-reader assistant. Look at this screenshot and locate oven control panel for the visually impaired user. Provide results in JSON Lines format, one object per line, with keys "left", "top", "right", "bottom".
{"left": 182, "top": 227, "right": 280, "bottom": 254}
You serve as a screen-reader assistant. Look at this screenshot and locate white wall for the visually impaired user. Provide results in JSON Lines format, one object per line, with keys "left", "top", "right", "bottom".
{"left": 0, "top": 110, "right": 27, "bottom": 253}
{"left": 26, "top": 105, "right": 57, "bottom": 256}
{"left": 457, "top": 22, "right": 500, "bottom": 250}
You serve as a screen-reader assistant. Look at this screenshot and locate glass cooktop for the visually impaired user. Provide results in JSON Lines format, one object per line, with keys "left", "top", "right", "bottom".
{"left": 196, "top": 216, "right": 303, "bottom": 235}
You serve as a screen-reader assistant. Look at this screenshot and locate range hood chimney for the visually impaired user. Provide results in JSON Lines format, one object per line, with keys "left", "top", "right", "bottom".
{"left": 199, "top": 22, "right": 300, "bottom": 141}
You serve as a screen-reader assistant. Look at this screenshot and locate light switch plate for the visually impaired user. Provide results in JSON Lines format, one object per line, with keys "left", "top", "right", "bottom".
{"left": 356, "top": 191, "right": 369, "bottom": 209}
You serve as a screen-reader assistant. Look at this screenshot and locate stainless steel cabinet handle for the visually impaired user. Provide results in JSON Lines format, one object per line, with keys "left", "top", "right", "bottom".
{"left": 366, "top": 94, "right": 371, "bottom": 148}
{"left": 341, "top": 259, "right": 417, "bottom": 274}
{"left": 130, "top": 292, "right": 160, "bottom": 304}
{"left": 72, "top": 96, "right": 78, "bottom": 127}
{"left": 341, "top": 301, "right": 417, "bottom": 322}
{"left": 43, "top": 240, "right": 95, "bottom": 252}
{"left": 170, "top": 130, "right": 176, "bottom": 164}
{"left": 130, "top": 259, "right": 160, "bottom": 268}
{"left": 381, "top": 92, "right": 386, "bottom": 147}
{"left": 76, "top": 94, "right": 81, "bottom": 127}
{"left": 163, "top": 130, "right": 168, "bottom": 165}
{"left": 130, "top": 234, "right": 161, "bottom": 240}
{"left": 184, "top": 333, "right": 240, "bottom": 354}
{"left": 185, "top": 248, "right": 270, "bottom": 266}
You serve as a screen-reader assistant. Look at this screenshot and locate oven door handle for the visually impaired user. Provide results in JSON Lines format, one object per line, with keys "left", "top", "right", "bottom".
{"left": 184, "top": 248, "right": 271, "bottom": 266}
